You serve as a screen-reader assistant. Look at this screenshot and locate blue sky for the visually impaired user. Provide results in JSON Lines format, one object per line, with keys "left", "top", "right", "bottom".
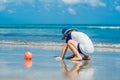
{"left": 0, "top": 0, "right": 120, "bottom": 24}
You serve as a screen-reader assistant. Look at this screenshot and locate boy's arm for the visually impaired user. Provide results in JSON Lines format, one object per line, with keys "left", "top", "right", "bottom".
{"left": 61, "top": 43, "right": 68, "bottom": 59}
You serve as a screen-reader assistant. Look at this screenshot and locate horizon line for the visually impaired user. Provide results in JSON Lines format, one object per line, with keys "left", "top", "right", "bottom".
{"left": 0, "top": 24, "right": 120, "bottom": 26}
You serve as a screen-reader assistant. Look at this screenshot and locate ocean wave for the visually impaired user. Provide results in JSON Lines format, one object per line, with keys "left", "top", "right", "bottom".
{"left": 0, "top": 41, "right": 120, "bottom": 52}
{"left": 87, "top": 26, "right": 120, "bottom": 30}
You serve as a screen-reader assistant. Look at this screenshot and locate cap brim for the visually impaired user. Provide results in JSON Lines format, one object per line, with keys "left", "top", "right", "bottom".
{"left": 61, "top": 29, "right": 77, "bottom": 40}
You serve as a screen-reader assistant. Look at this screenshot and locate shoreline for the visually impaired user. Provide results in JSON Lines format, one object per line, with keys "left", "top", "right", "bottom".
{"left": 0, "top": 41, "right": 120, "bottom": 52}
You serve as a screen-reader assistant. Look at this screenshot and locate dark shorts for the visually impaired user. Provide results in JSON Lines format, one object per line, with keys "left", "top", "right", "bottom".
{"left": 77, "top": 43, "right": 83, "bottom": 54}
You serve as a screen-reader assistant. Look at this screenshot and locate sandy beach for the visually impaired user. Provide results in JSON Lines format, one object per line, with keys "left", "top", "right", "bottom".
{"left": 0, "top": 0, "right": 120, "bottom": 79}
{"left": 0, "top": 45, "right": 120, "bottom": 80}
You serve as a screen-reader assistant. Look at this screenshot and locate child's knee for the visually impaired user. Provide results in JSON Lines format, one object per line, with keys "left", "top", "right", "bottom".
{"left": 67, "top": 40, "right": 73, "bottom": 45}
{"left": 67, "top": 40, "right": 78, "bottom": 47}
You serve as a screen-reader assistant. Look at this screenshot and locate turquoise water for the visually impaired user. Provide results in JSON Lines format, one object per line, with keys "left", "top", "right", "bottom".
{"left": 0, "top": 24, "right": 120, "bottom": 43}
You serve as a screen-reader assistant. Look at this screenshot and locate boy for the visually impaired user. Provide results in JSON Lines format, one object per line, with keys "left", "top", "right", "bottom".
{"left": 56, "top": 27, "right": 94, "bottom": 61}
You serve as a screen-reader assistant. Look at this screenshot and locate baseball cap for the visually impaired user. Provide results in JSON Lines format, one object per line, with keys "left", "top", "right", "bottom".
{"left": 62, "top": 27, "right": 77, "bottom": 39}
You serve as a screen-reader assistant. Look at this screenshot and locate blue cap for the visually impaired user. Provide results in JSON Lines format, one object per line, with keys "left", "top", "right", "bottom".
{"left": 62, "top": 27, "right": 77, "bottom": 35}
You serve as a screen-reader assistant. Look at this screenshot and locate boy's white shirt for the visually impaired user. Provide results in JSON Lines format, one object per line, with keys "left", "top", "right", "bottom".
{"left": 71, "top": 31, "right": 94, "bottom": 54}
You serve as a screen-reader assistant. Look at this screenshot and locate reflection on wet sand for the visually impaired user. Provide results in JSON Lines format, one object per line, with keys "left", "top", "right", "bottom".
{"left": 24, "top": 60, "right": 32, "bottom": 68}
{"left": 61, "top": 60, "right": 94, "bottom": 80}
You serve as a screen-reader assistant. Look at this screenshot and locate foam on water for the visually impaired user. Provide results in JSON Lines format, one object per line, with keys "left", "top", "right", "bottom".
{"left": 87, "top": 26, "right": 120, "bottom": 29}
{"left": 0, "top": 40, "right": 120, "bottom": 52}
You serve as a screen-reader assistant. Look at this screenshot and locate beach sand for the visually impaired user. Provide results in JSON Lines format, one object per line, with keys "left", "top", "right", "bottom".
{"left": 0, "top": 45, "right": 120, "bottom": 80}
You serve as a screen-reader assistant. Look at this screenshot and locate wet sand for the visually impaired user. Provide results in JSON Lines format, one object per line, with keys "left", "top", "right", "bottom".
{"left": 0, "top": 46, "right": 120, "bottom": 80}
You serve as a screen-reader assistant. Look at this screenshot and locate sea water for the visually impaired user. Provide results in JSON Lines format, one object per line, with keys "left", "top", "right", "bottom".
{"left": 0, "top": 24, "right": 120, "bottom": 43}
{"left": 0, "top": 24, "right": 120, "bottom": 51}
{"left": 0, "top": 24, "right": 120, "bottom": 80}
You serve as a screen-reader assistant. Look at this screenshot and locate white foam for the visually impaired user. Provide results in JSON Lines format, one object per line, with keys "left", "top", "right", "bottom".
{"left": 87, "top": 26, "right": 120, "bottom": 29}
{"left": 0, "top": 40, "right": 120, "bottom": 52}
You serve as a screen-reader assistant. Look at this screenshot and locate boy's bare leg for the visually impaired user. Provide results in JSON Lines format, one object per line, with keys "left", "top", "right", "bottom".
{"left": 67, "top": 40, "right": 82, "bottom": 61}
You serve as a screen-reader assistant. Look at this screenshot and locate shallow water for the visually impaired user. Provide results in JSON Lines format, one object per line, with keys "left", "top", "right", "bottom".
{"left": 0, "top": 46, "right": 120, "bottom": 80}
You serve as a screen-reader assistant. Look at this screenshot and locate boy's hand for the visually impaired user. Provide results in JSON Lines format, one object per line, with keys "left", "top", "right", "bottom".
{"left": 55, "top": 56, "right": 62, "bottom": 61}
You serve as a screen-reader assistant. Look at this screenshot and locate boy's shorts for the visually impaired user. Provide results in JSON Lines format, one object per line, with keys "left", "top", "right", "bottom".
{"left": 77, "top": 43, "right": 94, "bottom": 55}
{"left": 77, "top": 43, "right": 84, "bottom": 54}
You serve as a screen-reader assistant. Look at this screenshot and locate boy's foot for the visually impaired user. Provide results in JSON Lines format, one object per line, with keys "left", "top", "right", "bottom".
{"left": 70, "top": 57, "right": 82, "bottom": 61}
{"left": 83, "top": 56, "right": 90, "bottom": 60}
